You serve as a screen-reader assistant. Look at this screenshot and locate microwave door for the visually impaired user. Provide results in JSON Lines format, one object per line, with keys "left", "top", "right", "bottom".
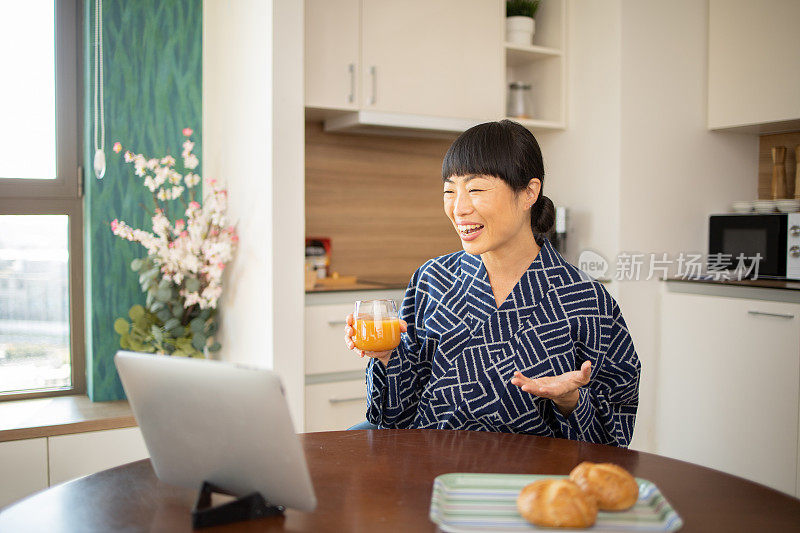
{"left": 709, "top": 215, "right": 787, "bottom": 278}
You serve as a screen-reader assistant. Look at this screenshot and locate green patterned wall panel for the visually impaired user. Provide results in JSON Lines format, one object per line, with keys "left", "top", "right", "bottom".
{"left": 83, "top": 0, "right": 202, "bottom": 401}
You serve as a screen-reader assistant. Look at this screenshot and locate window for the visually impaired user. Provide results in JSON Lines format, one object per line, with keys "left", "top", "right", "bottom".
{"left": 0, "top": 0, "right": 84, "bottom": 400}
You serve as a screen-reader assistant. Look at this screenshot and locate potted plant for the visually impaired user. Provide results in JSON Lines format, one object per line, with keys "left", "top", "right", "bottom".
{"left": 506, "top": 0, "right": 541, "bottom": 46}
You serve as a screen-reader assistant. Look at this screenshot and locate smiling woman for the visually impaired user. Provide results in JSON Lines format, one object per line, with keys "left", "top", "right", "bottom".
{"left": 343, "top": 120, "right": 641, "bottom": 446}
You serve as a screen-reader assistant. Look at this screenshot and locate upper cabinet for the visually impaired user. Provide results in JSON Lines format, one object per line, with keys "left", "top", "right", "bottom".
{"left": 305, "top": 0, "right": 567, "bottom": 136}
{"left": 304, "top": 0, "right": 360, "bottom": 110}
{"left": 708, "top": 0, "right": 800, "bottom": 132}
{"left": 360, "top": 0, "right": 503, "bottom": 121}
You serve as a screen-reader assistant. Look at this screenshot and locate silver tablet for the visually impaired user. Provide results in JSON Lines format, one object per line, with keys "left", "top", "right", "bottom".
{"left": 115, "top": 351, "right": 317, "bottom": 512}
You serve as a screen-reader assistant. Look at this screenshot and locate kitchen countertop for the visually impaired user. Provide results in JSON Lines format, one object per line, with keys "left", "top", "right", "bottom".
{"left": 305, "top": 280, "right": 407, "bottom": 293}
{"left": 0, "top": 395, "right": 136, "bottom": 443}
{"left": 665, "top": 276, "right": 800, "bottom": 291}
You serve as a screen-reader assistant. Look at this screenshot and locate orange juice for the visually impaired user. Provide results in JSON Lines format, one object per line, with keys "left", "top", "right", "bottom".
{"left": 354, "top": 318, "right": 401, "bottom": 352}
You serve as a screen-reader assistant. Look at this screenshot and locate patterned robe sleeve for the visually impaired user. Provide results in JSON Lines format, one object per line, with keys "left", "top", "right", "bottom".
{"left": 365, "top": 266, "right": 431, "bottom": 428}
{"left": 551, "top": 300, "right": 641, "bottom": 447}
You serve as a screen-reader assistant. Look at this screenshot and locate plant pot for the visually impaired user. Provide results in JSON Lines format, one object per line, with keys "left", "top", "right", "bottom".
{"left": 506, "top": 16, "right": 535, "bottom": 46}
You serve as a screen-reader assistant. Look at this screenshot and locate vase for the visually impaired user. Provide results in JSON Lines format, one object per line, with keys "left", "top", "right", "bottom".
{"left": 506, "top": 16, "right": 535, "bottom": 46}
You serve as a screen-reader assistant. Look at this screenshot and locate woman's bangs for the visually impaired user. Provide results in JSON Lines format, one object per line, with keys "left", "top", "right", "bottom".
{"left": 441, "top": 125, "right": 515, "bottom": 182}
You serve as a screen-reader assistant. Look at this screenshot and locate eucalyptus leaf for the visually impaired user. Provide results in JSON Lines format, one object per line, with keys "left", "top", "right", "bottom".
{"left": 129, "top": 305, "right": 145, "bottom": 321}
{"left": 131, "top": 258, "right": 143, "bottom": 271}
{"left": 190, "top": 317, "right": 205, "bottom": 333}
{"left": 208, "top": 342, "right": 221, "bottom": 352}
{"left": 151, "top": 325, "right": 163, "bottom": 343}
{"left": 164, "top": 318, "right": 180, "bottom": 331}
{"left": 150, "top": 301, "right": 165, "bottom": 312}
{"left": 172, "top": 304, "right": 184, "bottom": 318}
{"left": 191, "top": 334, "right": 206, "bottom": 351}
{"left": 119, "top": 335, "right": 130, "bottom": 349}
{"left": 113, "top": 318, "right": 129, "bottom": 335}
{"left": 156, "top": 286, "right": 172, "bottom": 303}
{"left": 205, "top": 321, "right": 218, "bottom": 336}
{"left": 184, "top": 277, "right": 201, "bottom": 293}
{"left": 200, "top": 309, "right": 211, "bottom": 320}
{"left": 156, "top": 308, "right": 171, "bottom": 323}
{"left": 169, "top": 326, "right": 186, "bottom": 338}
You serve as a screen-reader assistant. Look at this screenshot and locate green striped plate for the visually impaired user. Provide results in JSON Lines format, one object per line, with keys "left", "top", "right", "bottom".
{"left": 429, "top": 473, "right": 683, "bottom": 532}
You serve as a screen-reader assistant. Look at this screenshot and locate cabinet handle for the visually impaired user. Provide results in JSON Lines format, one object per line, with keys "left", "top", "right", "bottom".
{"left": 347, "top": 63, "right": 355, "bottom": 104}
{"left": 328, "top": 396, "right": 364, "bottom": 404}
{"left": 327, "top": 320, "right": 347, "bottom": 327}
{"left": 370, "top": 65, "right": 377, "bottom": 105}
{"left": 747, "top": 310, "right": 795, "bottom": 319}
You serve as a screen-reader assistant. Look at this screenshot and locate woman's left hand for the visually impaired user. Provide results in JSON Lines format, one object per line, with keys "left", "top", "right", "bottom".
{"left": 510, "top": 361, "right": 592, "bottom": 417}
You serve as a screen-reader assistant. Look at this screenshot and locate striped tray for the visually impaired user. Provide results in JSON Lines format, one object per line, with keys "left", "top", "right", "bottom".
{"left": 429, "top": 473, "right": 683, "bottom": 532}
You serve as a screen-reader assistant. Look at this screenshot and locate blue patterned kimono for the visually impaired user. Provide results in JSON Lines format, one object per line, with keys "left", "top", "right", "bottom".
{"left": 365, "top": 237, "right": 640, "bottom": 447}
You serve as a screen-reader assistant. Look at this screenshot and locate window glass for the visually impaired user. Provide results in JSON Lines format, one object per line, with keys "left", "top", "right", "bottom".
{"left": 0, "top": 1, "right": 56, "bottom": 180}
{"left": 0, "top": 215, "right": 70, "bottom": 394}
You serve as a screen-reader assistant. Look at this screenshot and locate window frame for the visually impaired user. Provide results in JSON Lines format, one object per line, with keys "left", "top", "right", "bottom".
{"left": 0, "top": 0, "right": 85, "bottom": 401}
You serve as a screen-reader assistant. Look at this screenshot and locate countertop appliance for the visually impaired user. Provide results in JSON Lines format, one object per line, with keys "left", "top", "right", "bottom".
{"left": 709, "top": 213, "right": 800, "bottom": 280}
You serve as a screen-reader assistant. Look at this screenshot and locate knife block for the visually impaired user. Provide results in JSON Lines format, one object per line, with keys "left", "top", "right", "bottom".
{"left": 771, "top": 146, "right": 787, "bottom": 199}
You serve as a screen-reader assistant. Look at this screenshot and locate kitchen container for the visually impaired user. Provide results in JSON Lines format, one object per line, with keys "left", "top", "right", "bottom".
{"left": 507, "top": 81, "right": 533, "bottom": 119}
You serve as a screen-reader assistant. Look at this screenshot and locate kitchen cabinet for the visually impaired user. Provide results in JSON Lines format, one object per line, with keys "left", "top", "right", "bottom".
{"left": 707, "top": 0, "right": 800, "bottom": 132}
{"left": 305, "top": 379, "right": 368, "bottom": 432}
{"left": 304, "top": 0, "right": 360, "bottom": 110}
{"left": 0, "top": 427, "right": 149, "bottom": 509}
{"left": 304, "top": 289, "right": 404, "bottom": 432}
{"left": 658, "top": 285, "right": 800, "bottom": 496}
{"left": 307, "top": 0, "right": 572, "bottom": 134}
{"left": 360, "top": 0, "right": 503, "bottom": 121}
{"left": 0, "top": 438, "right": 48, "bottom": 508}
{"left": 48, "top": 427, "right": 149, "bottom": 486}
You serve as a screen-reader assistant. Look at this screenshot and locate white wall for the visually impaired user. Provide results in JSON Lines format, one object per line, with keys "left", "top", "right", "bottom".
{"left": 617, "top": 0, "right": 757, "bottom": 452}
{"left": 203, "top": 0, "right": 306, "bottom": 429}
{"left": 537, "top": 0, "right": 622, "bottom": 274}
{"left": 540, "top": 0, "right": 758, "bottom": 452}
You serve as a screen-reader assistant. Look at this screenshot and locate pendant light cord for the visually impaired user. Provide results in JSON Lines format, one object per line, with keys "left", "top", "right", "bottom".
{"left": 93, "top": 0, "right": 104, "bottom": 153}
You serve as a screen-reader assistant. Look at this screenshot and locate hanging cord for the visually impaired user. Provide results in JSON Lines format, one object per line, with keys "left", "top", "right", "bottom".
{"left": 93, "top": 0, "right": 105, "bottom": 179}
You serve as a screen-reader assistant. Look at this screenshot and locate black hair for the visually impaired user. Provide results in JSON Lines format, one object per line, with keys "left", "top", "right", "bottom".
{"left": 441, "top": 119, "right": 555, "bottom": 235}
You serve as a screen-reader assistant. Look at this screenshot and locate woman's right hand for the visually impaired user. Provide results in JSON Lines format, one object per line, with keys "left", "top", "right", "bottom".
{"left": 343, "top": 313, "right": 406, "bottom": 367}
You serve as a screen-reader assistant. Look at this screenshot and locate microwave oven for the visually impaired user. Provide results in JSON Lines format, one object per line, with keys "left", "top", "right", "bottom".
{"left": 708, "top": 213, "right": 800, "bottom": 280}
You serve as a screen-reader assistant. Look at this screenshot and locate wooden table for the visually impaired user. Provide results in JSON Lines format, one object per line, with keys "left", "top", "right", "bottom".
{"left": 1, "top": 429, "right": 799, "bottom": 532}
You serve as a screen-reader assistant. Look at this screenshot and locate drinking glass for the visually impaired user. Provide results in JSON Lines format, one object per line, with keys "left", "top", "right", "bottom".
{"left": 353, "top": 299, "right": 401, "bottom": 352}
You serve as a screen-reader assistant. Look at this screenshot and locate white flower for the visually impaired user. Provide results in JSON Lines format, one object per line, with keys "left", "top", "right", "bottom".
{"left": 184, "top": 173, "right": 200, "bottom": 188}
{"left": 143, "top": 176, "right": 156, "bottom": 192}
{"left": 160, "top": 155, "right": 175, "bottom": 166}
{"left": 154, "top": 166, "right": 170, "bottom": 187}
{"left": 170, "top": 186, "right": 185, "bottom": 200}
{"left": 147, "top": 158, "right": 159, "bottom": 170}
{"left": 168, "top": 170, "right": 182, "bottom": 185}
{"left": 182, "top": 140, "right": 195, "bottom": 157}
{"left": 157, "top": 188, "right": 169, "bottom": 201}
{"left": 183, "top": 154, "right": 199, "bottom": 170}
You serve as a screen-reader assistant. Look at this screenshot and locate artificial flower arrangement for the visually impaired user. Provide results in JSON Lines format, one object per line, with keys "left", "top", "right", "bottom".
{"left": 110, "top": 128, "right": 237, "bottom": 357}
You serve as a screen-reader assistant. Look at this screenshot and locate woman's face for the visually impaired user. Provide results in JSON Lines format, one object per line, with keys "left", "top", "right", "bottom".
{"left": 443, "top": 174, "right": 540, "bottom": 255}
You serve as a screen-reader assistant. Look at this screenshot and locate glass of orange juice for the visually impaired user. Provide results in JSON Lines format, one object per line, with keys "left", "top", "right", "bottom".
{"left": 353, "top": 299, "right": 402, "bottom": 352}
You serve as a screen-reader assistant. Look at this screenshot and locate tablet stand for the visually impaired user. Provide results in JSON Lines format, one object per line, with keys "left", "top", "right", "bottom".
{"left": 191, "top": 481, "right": 285, "bottom": 529}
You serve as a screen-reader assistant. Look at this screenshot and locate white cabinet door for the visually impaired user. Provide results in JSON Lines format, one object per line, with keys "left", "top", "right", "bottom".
{"left": 0, "top": 438, "right": 47, "bottom": 509}
{"left": 361, "top": 0, "right": 503, "bottom": 120}
{"left": 708, "top": 0, "right": 800, "bottom": 129}
{"left": 658, "top": 291, "right": 800, "bottom": 496}
{"left": 48, "top": 427, "right": 149, "bottom": 486}
{"left": 305, "top": 303, "right": 369, "bottom": 375}
{"left": 305, "top": 379, "right": 368, "bottom": 432}
{"left": 305, "top": 0, "right": 360, "bottom": 110}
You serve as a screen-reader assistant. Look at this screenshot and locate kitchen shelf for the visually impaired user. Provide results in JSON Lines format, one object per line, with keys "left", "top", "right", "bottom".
{"left": 505, "top": 117, "right": 565, "bottom": 132}
{"left": 505, "top": 43, "right": 562, "bottom": 68}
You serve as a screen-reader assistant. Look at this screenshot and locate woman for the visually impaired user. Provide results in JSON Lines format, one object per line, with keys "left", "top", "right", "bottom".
{"left": 343, "top": 120, "right": 640, "bottom": 447}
